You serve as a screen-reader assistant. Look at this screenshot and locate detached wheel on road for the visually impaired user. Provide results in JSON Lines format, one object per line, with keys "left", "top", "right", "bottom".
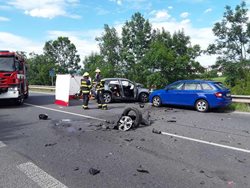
{"left": 103, "top": 92, "right": 112, "bottom": 103}
{"left": 121, "top": 107, "right": 142, "bottom": 129}
{"left": 152, "top": 96, "right": 161, "bottom": 107}
{"left": 195, "top": 99, "right": 209, "bottom": 112}
{"left": 139, "top": 93, "right": 149, "bottom": 103}
{"left": 117, "top": 116, "right": 134, "bottom": 131}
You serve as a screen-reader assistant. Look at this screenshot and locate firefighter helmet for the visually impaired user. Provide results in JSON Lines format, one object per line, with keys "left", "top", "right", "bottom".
{"left": 83, "top": 72, "right": 89, "bottom": 77}
{"left": 95, "top": 68, "right": 101, "bottom": 73}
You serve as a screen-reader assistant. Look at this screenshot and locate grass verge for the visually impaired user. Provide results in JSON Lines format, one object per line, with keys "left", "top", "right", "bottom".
{"left": 227, "top": 103, "right": 250, "bottom": 112}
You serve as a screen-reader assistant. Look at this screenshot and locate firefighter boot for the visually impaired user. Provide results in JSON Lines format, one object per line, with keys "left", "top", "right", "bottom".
{"left": 102, "top": 104, "right": 108, "bottom": 110}
{"left": 82, "top": 105, "right": 89, "bottom": 110}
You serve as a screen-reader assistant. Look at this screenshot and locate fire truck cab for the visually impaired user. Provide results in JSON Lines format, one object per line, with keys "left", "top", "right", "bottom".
{"left": 0, "top": 50, "right": 29, "bottom": 105}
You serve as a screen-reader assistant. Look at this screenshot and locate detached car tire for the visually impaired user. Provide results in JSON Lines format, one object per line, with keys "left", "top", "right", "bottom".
{"left": 103, "top": 92, "right": 112, "bottom": 103}
{"left": 122, "top": 107, "right": 142, "bottom": 128}
{"left": 152, "top": 96, "right": 161, "bottom": 107}
{"left": 195, "top": 99, "right": 209, "bottom": 112}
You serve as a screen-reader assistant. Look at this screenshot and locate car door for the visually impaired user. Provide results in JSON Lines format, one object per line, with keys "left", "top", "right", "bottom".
{"left": 181, "top": 82, "right": 202, "bottom": 106}
{"left": 161, "top": 81, "right": 184, "bottom": 105}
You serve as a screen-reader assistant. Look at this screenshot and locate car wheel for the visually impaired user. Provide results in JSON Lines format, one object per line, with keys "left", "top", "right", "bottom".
{"left": 15, "top": 95, "right": 24, "bottom": 105}
{"left": 117, "top": 116, "right": 134, "bottom": 131}
{"left": 152, "top": 96, "right": 161, "bottom": 107}
{"left": 103, "top": 92, "right": 112, "bottom": 103}
{"left": 195, "top": 99, "right": 209, "bottom": 112}
{"left": 139, "top": 93, "right": 149, "bottom": 103}
{"left": 122, "top": 107, "right": 142, "bottom": 128}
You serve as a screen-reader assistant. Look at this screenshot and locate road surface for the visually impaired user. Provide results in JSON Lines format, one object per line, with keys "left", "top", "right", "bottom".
{"left": 0, "top": 92, "right": 250, "bottom": 188}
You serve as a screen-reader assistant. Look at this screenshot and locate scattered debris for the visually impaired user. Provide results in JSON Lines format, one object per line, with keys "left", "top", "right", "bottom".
{"left": 89, "top": 168, "right": 100, "bottom": 175}
{"left": 39, "top": 114, "right": 48, "bottom": 120}
{"left": 140, "top": 138, "right": 145, "bottom": 142}
{"left": 74, "top": 167, "right": 79, "bottom": 171}
{"left": 137, "top": 166, "right": 149, "bottom": 174}
{"left": 200, "top": 181, "right": 205, "bottom": 185}
{"left": 78, "top": 128, "right": 82, "bottom": 131}
{"left": 139, "top": 104, "right": 144, "bottom": 108}
{"left": 152, "top": 128, "right": 161, "bottom": 134}
{"left": 124, "top": 138, "right": 133, "bottom": 142}
{"left": 167, "top": 120, "right": 177, "bottom": 123}
{"left": 45, "top": 143, "right": 57, "bottom": 147}
{"left": 235, "top": 157, "right": 246, "bottom": 163}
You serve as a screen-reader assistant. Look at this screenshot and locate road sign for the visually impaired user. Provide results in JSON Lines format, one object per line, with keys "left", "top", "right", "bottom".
{"left": 49, "top": 69, "right": 55, "bottom": 77}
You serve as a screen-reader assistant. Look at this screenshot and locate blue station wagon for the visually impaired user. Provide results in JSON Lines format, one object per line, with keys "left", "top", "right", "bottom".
{"left": 149, "top": 80, "right": 232, "bottom": 112}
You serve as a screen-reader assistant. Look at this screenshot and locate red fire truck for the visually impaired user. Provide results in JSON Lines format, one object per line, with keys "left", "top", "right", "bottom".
{"left": 0, "top": 51, "right": 29, "bottom": 105}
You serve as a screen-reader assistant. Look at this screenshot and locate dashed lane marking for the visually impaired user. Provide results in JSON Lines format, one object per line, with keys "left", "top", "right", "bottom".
{"left": 24, "top": 103, "right": 106, "bottom": 122}
{"left": 0, "top": 141, "right": 6, "bottom": 148}
{"left": 17, "top": 162, "right": 68, "bottom": 188}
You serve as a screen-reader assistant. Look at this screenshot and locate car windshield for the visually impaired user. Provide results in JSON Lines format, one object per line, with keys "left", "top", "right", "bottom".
{"left": 214, "top": 82, "right": 228, "bottom": 90}
{"left": 166, "top": 82, "right": 184, "bottom": 90}
{"left": 0, "top": 57, "right": 15, "bottom": 72}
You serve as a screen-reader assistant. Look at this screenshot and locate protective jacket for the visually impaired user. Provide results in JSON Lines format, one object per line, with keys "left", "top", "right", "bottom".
{"left": 80, "top": 78, "right": 91, "bottom": 94}
{"left": 92, "top": 75, "right": 105, "bottom": 91}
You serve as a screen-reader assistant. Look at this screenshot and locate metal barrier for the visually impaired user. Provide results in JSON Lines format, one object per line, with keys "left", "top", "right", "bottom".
{"left": 28, "top": 85, "right": 250, "bottom": 103}
{"left": 231, "top": 95, "right": 250, "bottom": 104}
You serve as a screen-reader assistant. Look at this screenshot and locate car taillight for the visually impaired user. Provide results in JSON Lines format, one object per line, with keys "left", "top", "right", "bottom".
{"left": 215, "top": 92, "right": 223, "bottom": 98}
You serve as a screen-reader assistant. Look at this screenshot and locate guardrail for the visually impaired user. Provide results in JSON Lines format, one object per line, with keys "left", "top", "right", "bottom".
{"left": 29, "top": 85, "right": 55, "bottom": 92}
{"left": 28, "top": 85, "right": 250, "bottom": 103}
{"left": 231, "top": 95, "right": 250, "bottom": 103}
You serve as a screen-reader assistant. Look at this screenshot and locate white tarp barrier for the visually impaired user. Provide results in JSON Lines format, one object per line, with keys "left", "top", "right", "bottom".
{"left": 55, "top": 74, "right": 82, "bottom": 106}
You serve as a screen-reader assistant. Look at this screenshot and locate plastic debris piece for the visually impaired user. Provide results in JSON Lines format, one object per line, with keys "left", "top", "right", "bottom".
{"left": 89, "top": 168, "right": 100, "bottom": 175}
{"left": 39, "top": 114, "right": 48, "bottom": 120}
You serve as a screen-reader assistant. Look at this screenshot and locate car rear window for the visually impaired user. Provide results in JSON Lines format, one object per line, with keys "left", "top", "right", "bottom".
{"left": 214, "top": 82, "right": 228, "bottom": 90}
{"left": 201, "top": 83, "right": 213, "bottom": 90}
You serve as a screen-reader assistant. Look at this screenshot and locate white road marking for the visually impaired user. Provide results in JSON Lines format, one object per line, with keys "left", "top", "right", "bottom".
{"left": 0, "top": 141, "right": 6, "bottom": 148}
{"left": 17, "top": 162, "right": 67, "bottom": 188}
{"left": 160, "top": 131, "right": 250, "bottom": 154}
{"left": 24, "top": 103, "right": 107, "bottom": 122}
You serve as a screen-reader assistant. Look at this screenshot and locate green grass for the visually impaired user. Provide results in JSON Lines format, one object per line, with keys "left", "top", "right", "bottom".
{"left": 211, "top": 77, "right": 226, "bottom": 83}
{"left": 227, "top": 103, "right": 250, "bottom": 112}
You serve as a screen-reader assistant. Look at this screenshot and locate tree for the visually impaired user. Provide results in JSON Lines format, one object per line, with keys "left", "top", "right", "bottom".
{"left": 121, "top": 12, "right": 152, "bottom": 81}
{"left": 43, "top": 36, "right": 81, "bottom": 74}
{"left": 82, "top": 53, "right": 111, "bottom": 78}
{"left": 96, "top": 24, "right": 121, "bottom": 77}
{"left": 142, "top": 29, "right": 203, "bottom": 88}
{"left": 207, "top": 1, "right": 250, "bottom": 87}
{"left": 27, "top": 53, "right": 55, "bottom": 85}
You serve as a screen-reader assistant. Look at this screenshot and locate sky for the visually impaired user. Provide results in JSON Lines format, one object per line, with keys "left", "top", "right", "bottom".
{"left": 0, "top": 0, "right": 248, "bottom": 67}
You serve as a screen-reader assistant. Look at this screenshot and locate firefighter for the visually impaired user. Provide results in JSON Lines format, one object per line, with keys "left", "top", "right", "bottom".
{"left": 92, "top": 68, "right": 107, "bottom": 110}
{"left": 80, "top": 72, "right": 91, "bottom": 109}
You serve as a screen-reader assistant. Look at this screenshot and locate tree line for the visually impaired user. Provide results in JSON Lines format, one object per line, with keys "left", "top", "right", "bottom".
{"left": 26, "top": 1, "right": 250, "bottom": 94}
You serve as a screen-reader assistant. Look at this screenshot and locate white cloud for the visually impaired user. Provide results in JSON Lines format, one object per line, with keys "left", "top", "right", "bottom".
{"left": 180, "top": 12, "right": 189, "bottom": 18}
{"left": 47, "top": 30, "right": 102, "bottom": 61}
{"left": 109, "top": 0, "right": 122, "bottom": 5}
{"left": 0, "top": 32, "right": 43, "bottom": 54}
{"left": 150, "top": 10, "right": 171, "bottom": 22}
{"left": 204, "top": 8, "right": 212, "bottom": 13}
{"left": 7, "top": 0, "right": 80, "bottom": 19}
{"left": 0, "top": 16, "right": 10, "bottom": 21}
{"left": 168, "top": 6, "right": 173, "bottom": 9}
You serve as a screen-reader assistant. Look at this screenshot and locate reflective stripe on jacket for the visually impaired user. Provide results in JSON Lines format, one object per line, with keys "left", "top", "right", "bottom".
{"left": 93, "top": 75, "right": 105, "bottom": 91}
{"left": 81, "top": 79, "right": 91, "bottom": 94}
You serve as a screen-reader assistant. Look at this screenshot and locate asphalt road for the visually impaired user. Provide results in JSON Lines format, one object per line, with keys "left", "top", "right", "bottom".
{"left": 0, "top": 92, "right": 250, "bottom": 188}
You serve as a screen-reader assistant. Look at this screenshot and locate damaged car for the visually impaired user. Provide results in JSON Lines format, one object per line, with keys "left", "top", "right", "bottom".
{"left": 102, "top": 78, "right": 150, "bottom": 103}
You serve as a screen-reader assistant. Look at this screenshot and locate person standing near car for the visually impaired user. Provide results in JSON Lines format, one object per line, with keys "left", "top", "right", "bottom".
{"left": 80, "top": 72, "right": 91, "bottom": 109}
{"left": 92, "top": 68, "right": 107, "bottom": 110}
